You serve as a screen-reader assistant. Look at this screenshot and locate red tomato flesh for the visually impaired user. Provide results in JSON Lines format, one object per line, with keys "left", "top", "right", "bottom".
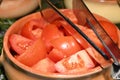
{"left": 41, "top": 23, "right": 64, "bottom": 52}
{"left": 16, "top": 38, "right": 47, "bottom": 66}
{"left": 9, "top": 34, "right": 33, "bottom": 55}
{"left": 21, "top": 19, "right": 45, "bottom": 40}
{"left": 55, "top": 50, "right": 95, "bottom": 74}
{"left": 32, "top": 58, "right": 56, "bottom": 73}
{"left": 48, "top": 48, "right": 65, "bottom": 62}
{"left": 99, "top": 21, "right": 119, "bottom": 44}
{"left": 50, "top": 36, "right": 83, "bottom": 58}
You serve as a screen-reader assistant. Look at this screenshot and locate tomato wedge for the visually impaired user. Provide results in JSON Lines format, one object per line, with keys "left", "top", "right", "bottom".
{"left": 55, "top": 50, "right": 95, "bottom": 74}
{"left": 56, "top": 21, "right": 90, "bottom": 49}
{"left": 32, "top": 58, "right": 56, "bottom": 73}
{"left": 9, "top": 34, "right": 33, "bottom": 55}
{"left": 50, "top": 36, "right": 83, "bottom": 58}
{"left": 99, "top": 21, "right": 119, "bottom": 44}
{"left": 21, "top": 19, "right": 45, "bottom": 40}
{"left": 41, "top": 23, "right": 64, "bottom": 52}
{"left": 48, "top": 48, "right": 65, "bottom": 62}
{"left": 85, "top": 14, "right": 119, "bottom": 44}
{"left": 16, "top": 38, "right": 47, "bottom": 66}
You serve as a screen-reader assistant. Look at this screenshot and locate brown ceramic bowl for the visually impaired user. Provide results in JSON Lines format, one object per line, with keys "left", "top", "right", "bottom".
{"left": 1, "top": 11, "right": 114, "bottom": 80}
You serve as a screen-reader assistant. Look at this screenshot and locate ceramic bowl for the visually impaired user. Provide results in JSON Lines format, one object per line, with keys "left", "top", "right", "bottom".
{"left": 1, "top": 12, "right": 113, "bottom": 80}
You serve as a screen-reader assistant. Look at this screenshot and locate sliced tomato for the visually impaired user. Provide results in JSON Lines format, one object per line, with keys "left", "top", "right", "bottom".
{"left": 57, "top": 21, "right": 90, "bottom": 49}
{"left": 32, "top": 58, "right": 56, "bottom": 73}
{"left": 20, "top": 19, "right": 46, "bottom": 40}
{"left": 50, "top": 36, "right": 83, "bottom": 58}
{"left": 78, "top": 25, "right": 104, "bottom": 50}
{"left": 99, "top": 21, "right": 119, "bottom": 44}
{"left": 16, "top": 38, "right": 47, "bottom": 66}
{"left": 85, "top": 14, "right": 119, "bottom": 44}
{"left": 9, "top": 34, "right": 33, "bottom": 55}
{"left": 48, "top": 48, "right": 65, "bottom": 62}
{"left": 41, "top": 23, "right": 64, "bottom": 52}
{"left": 55, "top": 50, "right": 95, "bottom": 73}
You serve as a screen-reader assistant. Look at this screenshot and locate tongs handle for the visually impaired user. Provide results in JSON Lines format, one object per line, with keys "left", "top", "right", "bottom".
{"left": 73, "top": 0, "right": 120, "bottom": 65}
{"left": 41, "top": 0, "right": 109, "bottom": 60}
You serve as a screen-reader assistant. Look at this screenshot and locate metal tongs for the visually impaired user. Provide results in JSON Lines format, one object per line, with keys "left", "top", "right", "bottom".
{"left": 39, "top": 0, "right": 120, "bottom": 69}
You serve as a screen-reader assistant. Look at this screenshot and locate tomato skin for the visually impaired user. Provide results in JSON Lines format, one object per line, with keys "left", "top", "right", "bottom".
{"left": 50, "top": 36, "right": 83, "bottom": 57}
{"left": 9, "top": 34, "right": 33, "bottom": 55}
{"left": 48, "top": 48, "right": 65, "bottom": 62}
{"left": 41, "top": 24, "right": 64, "bottom": 52}
{"left": 55, "top": 50, "right": 95, "bottom": 73}
{"left": 32, "top": 58, "right": 56, "bottom": 73}
{"left": 99, "top": 21, "right": 119, "bottom": 44}
{"left": 16, "top": 38, "right": 47, "bottom": 66}
{"left": 85, "top": 14, "right": 119, "bottom": 44}
{"left": 60, "top": 21, "right": 90, "bottom": 49}
{"left": 21, "top": 19, "right": 46, "bottom": 40}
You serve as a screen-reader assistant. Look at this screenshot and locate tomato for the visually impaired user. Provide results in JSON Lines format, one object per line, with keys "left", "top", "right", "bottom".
{"left": 50, "top": 36, "right": 83, "bottom": 58}
{"left": 59, "top": 21, "right": 90, "bottom": 49}
{"left": 9, "top": 34, "right": 33, "bottom": 55}
{"left": 85, "top": 14, "right": 119, "bottom": 44}
{"left": 32, "top": 58, "right": 56, "bottom": 73}
{"left": 16, "top": 38, "right": 47, "bottom": 66}
{"left": 86, "top": 47, "right": 112, "bottom": 67}
{"left": 48, "top": 48, "right": 65, "bottom": 62}
{"left": 41, "top": 23, "right": 64, "bottom": 52}
{"left": 99, "top": 21, "right": 119, "bottom": 44}
{"left": 55, "top": 50, "right": 95, "bottom": 73}
{"left": 79, "top": 25, "right": 105, "bottom": 50}
{"left": 21, "top": 19, "right": 46, "bottom": 40}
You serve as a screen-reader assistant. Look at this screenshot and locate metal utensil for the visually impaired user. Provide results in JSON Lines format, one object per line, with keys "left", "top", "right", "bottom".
{"left": 38, "top": 0, "right": 109, "bottom": 60}
{"left": 73, "top": 0, "right": 120, "bottom": 66}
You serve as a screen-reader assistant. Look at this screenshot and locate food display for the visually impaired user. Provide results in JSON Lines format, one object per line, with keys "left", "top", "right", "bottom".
{"left": 7, "top": 9, "right": 120, "bottom": 75}
{"left": 0, "top": 0, "right": 120, "bottom": 80}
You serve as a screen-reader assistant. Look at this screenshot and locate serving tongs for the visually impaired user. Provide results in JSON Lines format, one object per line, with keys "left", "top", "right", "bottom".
{"left": 39, "top": 0, "right": 120, "bottom": 70}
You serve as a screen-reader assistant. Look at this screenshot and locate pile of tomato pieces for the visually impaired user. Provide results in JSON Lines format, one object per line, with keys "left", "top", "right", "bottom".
{"left": 9, "top": 9, "right": 120, "bottom": 74}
